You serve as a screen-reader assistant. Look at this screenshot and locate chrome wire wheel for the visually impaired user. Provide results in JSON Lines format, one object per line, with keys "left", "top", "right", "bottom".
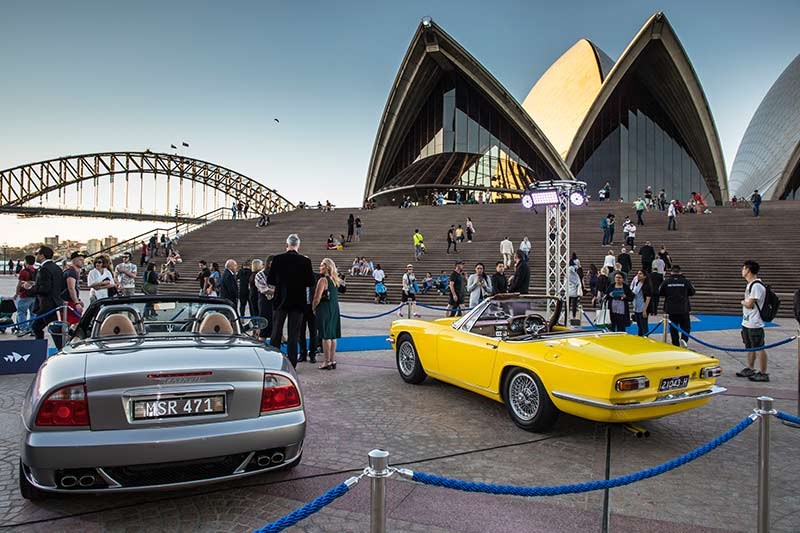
{"left": 508, "top": 373, "right": 540, "bottom": 421}
{"left": 398, "top": 341, "right": 416, "bottom": 376}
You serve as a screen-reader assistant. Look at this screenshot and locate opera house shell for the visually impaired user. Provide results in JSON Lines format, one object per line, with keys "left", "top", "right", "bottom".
{"left": 366, "top": 13, "right": 729, "bottom": 206}
{"left": 729, "top": 54, "right": 800, "bottom": 200}
{"left": 364, "top": 19, "right": 574, "bottom": 204}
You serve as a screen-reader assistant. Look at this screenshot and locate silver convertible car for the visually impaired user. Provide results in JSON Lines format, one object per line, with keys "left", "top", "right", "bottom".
{"left": 19, "top": 295, "right": 305, "bottom": 499}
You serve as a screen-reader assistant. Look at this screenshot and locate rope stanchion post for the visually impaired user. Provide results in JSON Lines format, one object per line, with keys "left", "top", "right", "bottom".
{"left": 661, "top": 315, "right": 669, "bottom": 343}
{"left": 789, "top": 332, "right": 800, "bottom": 428}
{"left": 407, "top": 301, "right": 412, "bottom": 320}
{"left": 367, "top": 449, "right": 390, "bottom": 533}
{"left": 756, "top": 396, "right": 775, "bottom": 533}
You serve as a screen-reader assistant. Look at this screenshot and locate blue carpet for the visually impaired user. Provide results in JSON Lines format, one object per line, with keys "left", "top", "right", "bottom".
{"left": 42, "top": 314, "right": 775, "bottom": 357}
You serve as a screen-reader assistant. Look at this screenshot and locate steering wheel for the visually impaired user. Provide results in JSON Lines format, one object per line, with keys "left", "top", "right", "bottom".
{"left": 524, "top": 314, "right": 548, "bottom": 336}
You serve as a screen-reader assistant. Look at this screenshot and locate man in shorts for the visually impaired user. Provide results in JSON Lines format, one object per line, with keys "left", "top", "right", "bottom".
{"left": 398, "top": 264, "right": 421, "bottom": 317}
{"left": 115, "top": 253, "right": 138, "bottom": 297}
{"left": 736, "top": 260, "right": 769, "bottom": 382}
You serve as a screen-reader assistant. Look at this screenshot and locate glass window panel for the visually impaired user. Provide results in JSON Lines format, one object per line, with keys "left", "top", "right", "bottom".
{"left": 467, "top": 116, "right": 479, "bottom": 153}
{"left": 455, "top": 110, "right": 468, "bottom": 152}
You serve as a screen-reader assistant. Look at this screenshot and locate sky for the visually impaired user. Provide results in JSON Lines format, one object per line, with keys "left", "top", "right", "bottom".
{"left": 1, "top": 0, "right": 798, "bottom": 246}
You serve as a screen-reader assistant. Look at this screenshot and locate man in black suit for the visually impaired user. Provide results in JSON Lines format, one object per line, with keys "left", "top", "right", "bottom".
{"left": 267, "top": 234, "right": 316, "bottom": 367}
{"left": 26, "top": 246, "right": 67, "bottom": 350}
{"left": 508, "top": 251, "right": 530, "bottom": 294}
{"left": 219, "top": 259, "right": 239, "bottom": 308}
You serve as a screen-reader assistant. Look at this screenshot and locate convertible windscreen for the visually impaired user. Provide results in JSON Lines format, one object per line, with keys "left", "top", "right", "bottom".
{"left": 457, "top": 296, "right": 565, "bottom": 339}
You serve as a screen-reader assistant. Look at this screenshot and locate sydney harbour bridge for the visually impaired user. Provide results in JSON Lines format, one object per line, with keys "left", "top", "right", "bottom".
{"left": 0, "top": 151, "right": 294, "bottom": 222}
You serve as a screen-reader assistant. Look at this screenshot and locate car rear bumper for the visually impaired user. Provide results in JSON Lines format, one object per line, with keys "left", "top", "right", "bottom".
{"left": 21, "top": 410, "right": 305, "bottom": 492}
{"left": 551, "top": 385, "right": 727, "bottom": 410}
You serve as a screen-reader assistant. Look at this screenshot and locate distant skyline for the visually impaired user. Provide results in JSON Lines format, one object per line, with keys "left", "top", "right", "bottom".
{"left": 1, "top": 0, "right": 798, "bottom": 246}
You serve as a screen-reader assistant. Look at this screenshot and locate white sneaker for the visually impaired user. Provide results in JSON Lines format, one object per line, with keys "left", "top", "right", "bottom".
{"left": 679, "top": 339, "right": 688, "bottom": 348}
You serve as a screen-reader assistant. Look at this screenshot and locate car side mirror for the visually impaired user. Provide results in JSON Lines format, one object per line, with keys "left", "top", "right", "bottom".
{"left": 47, "top": 321, "right": 70, "bottom": 338}
{"left": 242, "top": 316, "right": 268, "bottom": 332}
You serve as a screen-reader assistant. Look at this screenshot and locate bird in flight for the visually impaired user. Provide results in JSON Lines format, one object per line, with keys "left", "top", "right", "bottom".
{"left": 274, "top": 118, "right": 280, "bottom": 123}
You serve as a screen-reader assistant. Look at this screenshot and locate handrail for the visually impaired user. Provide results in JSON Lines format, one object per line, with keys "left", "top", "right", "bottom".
{"left": 86, "top": 207, "right": 231, "bottom": 261}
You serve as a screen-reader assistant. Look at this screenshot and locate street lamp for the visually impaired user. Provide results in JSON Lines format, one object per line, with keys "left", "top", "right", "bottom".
{"left": 1, "top": 243, "right": 8, "bottom": 276}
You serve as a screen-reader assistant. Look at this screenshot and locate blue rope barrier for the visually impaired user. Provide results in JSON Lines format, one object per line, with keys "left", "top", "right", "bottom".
{"left": 417, "top": 303, "right": 474, "bottom": 312}
{"left": 341, "top": 304, "right": 404, "bottom": 320}
{"left": 777, "top": 411, "right": 800, "bottom": 426}
{"left": 0, "top": 306, "right": 61, "bottom": 331}
{"left": 406, "top": 415, "right": 754, "bottom": 496}
{"left": 644, "top": 321, "right": 662, "bottom": 337}
{"left": 252, "top": 481, "right": 351, "bottom": 533}
{"left": 582, "top": 311, "right": 597, "bottom": 328}
{"left": 669, "top": 322, "right": 797, "bottom": 352}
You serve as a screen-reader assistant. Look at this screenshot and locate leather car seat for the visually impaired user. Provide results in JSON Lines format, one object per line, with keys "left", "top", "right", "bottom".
{"left": 98, "top": 314, "right": 137, "bottom": 337}
{"left": 198, "top": 313, "right": 233, "bottom": 335}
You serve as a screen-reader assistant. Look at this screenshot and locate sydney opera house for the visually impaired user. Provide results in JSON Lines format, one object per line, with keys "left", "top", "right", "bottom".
{"left": 729, "top": 55, "right": 800, "bottom": 201}
{"left": 364, "top": 12, "right": 730, "bottom": 206}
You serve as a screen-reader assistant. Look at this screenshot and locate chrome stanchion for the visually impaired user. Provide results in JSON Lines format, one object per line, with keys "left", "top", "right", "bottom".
{"left": 367, "top": 449, "right": 390, "bottom": 533}
{"left": 756, "top": 396, "right": 774, "bottom": 533}
{"left": 787, "top": 332, "right": 800, "bottom": 428}
{"left": 406, "top": 301, "right": 412, "bottom": 319}
{"left": 661, "top": 315, "right": 669, "bottom": 344}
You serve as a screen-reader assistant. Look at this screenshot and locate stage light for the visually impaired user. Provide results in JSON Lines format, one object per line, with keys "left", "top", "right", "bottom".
{"left": 569, "top": 191, "right": 585, "bottom": 206}
{"left": 528, "top": 189, "right": 560, "bottom": 206}
{"left": 521, "top": 194, "right": 534, "bottom": 209}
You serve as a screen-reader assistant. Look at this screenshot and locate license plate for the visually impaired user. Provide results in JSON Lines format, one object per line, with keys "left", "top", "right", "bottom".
{"left": 659, "top": 375, "right": 689, "bottom": 392}
{"left": 132, "top": 395, "right": 226, "bottom": 420}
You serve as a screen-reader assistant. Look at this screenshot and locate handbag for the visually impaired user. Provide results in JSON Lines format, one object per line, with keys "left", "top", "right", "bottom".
{"left": 595, "top": 301, "right": 611, "bottom": 328}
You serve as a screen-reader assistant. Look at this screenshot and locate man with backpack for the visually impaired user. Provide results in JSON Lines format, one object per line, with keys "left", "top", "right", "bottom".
{"left": 736, "top": 260, "right": 778, "bottom": 382}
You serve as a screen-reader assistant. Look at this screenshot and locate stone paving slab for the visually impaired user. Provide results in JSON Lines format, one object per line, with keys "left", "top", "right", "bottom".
{"left": 0, "top": 288, "right": 799, "bottom": 531}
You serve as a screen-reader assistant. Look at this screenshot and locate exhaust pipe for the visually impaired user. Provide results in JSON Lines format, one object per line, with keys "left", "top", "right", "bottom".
{"left": 270, "top": 452, "right": 285, "bottom": 464}
{"left": 256, "top": 455, "right": 272, "bottom": 467}
{"left": 60, "top": 475, "right": 78, "bottom": 488}
{"left": 78, "top": 475, "right": 96, "bottom": 487}
{"left": 622, "top": 423, "right": 650, "bottom": 438}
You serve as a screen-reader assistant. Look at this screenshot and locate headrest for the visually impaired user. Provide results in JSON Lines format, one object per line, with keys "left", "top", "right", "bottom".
{"left": 99, "top": 314, "right": 137, "bottom": 337}
{"left": 198, "top": 313, "right": 233, "bottom": 335}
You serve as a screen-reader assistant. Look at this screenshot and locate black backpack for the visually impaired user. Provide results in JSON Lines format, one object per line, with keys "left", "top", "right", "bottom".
{"left": 750, "top": 280, "right": 780, "bottom": 323}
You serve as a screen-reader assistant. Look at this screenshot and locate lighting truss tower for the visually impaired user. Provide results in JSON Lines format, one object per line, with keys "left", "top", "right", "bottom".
{"left": 523, "top": 180, "right": 586, "bottom": 325}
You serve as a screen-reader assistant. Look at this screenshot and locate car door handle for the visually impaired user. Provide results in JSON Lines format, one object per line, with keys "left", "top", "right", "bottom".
{"left": 485, "top": 343, "right": 498, "bottom": 349}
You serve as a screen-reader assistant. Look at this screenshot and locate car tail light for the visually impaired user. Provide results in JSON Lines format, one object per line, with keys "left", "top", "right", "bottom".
{"left": 700, "top": 366, "right": 722, "bottom": 378}
{"left": 35, "top": 384, "right": 90, "bottom": 426}
{"left": 616, "top": 376, "right": 650, "bottom": 392}
{"left": 261, "top": 373, "right": 301, "bottom": 413}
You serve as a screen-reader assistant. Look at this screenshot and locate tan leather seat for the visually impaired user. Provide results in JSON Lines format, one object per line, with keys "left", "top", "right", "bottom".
{"left": 99, "top": 314, "right": 137, "bottom": 337}
{"left": 198, "top": 313, "right": 233, "bottom": 335}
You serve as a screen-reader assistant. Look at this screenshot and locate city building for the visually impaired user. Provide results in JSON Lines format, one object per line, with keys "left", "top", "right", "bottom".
{"left": 86, "top": 239, "right": 102, "bottom": 254}
{"left": 44, "top": 235, "right": 59, "bottom": 247}
{"left": 522, "top": 12, "right": 727, "bottom": 205}
{"left": 364, "top": 18, "right": 573, "bottom": 205}
{"left": 102, "top": 235, "right": 118, "bottom": 249}
{"left": 729, "top": 54, "right": 800, "bottom": 200}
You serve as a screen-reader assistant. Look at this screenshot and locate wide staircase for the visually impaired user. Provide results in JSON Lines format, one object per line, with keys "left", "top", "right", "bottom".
{"left": 153, "top": 201, "right": 800, "bottom": 317}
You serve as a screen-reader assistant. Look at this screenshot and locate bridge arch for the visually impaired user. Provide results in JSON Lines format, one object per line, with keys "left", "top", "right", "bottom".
{"left": 0, "top": 151, "right": 294, "bottom": 217}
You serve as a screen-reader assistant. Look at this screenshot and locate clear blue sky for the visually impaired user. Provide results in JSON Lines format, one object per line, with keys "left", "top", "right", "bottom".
{"left": 0, "top": 0, "right": 797, "bottom": 243}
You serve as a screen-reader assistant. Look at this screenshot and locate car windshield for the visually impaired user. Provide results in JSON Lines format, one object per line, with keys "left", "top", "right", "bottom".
{"left": 455, "top": 296, "right": 564, "bottom": 338}
{"left": 73, "top": 297, "right": 244, "bottom": 342}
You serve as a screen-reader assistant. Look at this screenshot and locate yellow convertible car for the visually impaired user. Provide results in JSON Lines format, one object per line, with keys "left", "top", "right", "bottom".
{"left": 388, "top": 295, "right": 725, "bottom": 432}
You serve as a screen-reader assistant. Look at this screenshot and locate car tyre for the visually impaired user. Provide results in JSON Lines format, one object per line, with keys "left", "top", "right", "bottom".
{"left": 19, "top": 460, "right": 46, "bottom": 500}
{"left": 396, "top": 334, "right": 426, "bottom": 384}
{"left": 503, "top": 368, "right": 558, "bottom": 432}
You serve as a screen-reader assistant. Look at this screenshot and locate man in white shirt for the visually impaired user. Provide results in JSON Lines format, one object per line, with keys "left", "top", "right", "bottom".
{"left": 500, "top": 237, "right": 514, "bottom": 267}
{"left": 115, "top": 253, "right": 138, "bottom": 297}
{"left": 736, "top": 260, "right": 769, "bottom": 382}
{"left": 667, "top": 200, "right": 678, "bottom": 230}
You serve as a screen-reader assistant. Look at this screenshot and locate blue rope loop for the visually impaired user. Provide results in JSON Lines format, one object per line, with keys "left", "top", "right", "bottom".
{"left": 668, "top": 322, "right": 797, "bottom": 352}
{"left": 341, "top": 304, "right": 404, "bottom": 320}
{"left": 409, "top": 416, "right": 754, "bottom": 496}
{"left": 644, "top": 321, "right": 662, "bottom": 336}
{"left": 0, "top": 306, "right": 61, "bottom": 330}
{"left": 417, "top": 303, "right": 474, "bottom": 312}
{"left": 777, "top": 411, "right": 800, "bottom": 426}
{"left": 252, "top": 481, "right": 350, "bottom": 533}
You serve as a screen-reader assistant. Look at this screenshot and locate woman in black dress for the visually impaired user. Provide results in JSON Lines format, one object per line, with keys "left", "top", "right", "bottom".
{"left": 605, "top": 272, "right": 634, "bottom": 332}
